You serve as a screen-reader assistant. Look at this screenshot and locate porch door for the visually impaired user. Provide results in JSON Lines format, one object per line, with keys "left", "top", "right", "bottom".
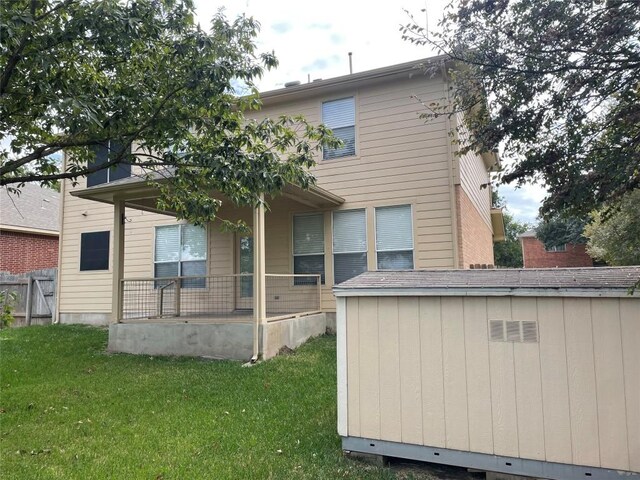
{"left": 235, "top": 236, "right": 253, "bottom": 310}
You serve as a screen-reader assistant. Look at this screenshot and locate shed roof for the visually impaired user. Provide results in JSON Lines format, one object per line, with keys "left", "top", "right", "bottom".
{"left": 333, "top": 267, "right": 640, "bottom": 298}
{"left": 0, "top": 183, "right": 59, "bottom": 235}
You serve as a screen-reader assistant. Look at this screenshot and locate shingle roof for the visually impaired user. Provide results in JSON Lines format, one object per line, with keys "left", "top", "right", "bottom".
{"left": 518, "top": 230, "right": 536, "bottom": 238}
{"left": 0, "top": 183, "right": 60, "bottom": 233}
{"left": 333, "top": 267, "right": 640, "bottom": 295}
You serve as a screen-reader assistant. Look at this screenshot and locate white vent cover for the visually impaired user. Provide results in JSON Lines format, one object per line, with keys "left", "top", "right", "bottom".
{"left": 489, "top": 319, "right": 539, "bottom": 343}
{"left": 522, "top": 321, "right": 539, "bottom": 342}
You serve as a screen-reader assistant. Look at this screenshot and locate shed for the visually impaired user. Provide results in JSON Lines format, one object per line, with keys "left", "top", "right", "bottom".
{"left": 334, "top": 267, "right": 640, "bottom": 480}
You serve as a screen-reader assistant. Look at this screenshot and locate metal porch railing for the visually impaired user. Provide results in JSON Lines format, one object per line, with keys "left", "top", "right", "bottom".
{"left": 120, "top": 273, "right": 322, "bottom": 321}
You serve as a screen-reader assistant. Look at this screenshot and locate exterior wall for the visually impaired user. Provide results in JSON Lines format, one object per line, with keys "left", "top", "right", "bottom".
{"left": 455, "top": 186, "right": 494, "bottom": 267}
{"left": 58, "top": 71, "right": 494, "bottom": 319}
{"left": 521, "top": 237, "right": 593, "bottom": 268}
{"left": 343, "top": 295, "right": 640, "bottom": 473}
{"left": 0, "top": 230, "right": 59, "bottom": 274}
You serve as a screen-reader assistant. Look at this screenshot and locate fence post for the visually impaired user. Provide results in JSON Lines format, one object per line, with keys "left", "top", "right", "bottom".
{"left": 174, "top": 277, "right": 181, "bottom": 317}
{"left": 25, "top": 277, "right": 33, "bottom": 326}
{"left": 317, "top": 274, "right": 322, "bottom": 312}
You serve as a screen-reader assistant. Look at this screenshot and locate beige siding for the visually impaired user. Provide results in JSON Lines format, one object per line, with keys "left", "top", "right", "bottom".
{"left": 344, "top": 295, "right": 640, "bottom": 473}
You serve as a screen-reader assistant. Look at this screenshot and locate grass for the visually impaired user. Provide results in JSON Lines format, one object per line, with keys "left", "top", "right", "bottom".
{"left": 0, "top": 325, "right": 394, "bottom": 480}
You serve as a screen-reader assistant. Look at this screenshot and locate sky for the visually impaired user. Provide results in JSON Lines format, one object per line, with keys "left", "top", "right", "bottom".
{"left": 193, "top": 0, "right": 546, "bottom": 225}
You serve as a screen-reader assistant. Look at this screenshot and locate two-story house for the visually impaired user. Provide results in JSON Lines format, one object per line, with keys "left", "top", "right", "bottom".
{"left": 55, "top": 57, "right": 503, "bottom": 360}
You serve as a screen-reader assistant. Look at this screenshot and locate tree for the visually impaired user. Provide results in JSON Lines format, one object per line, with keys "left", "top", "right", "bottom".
{"left": 535, "top": 215, "right": 587, "bottom": 250}
{"left": 585, "top": 189, "right": 640, "bottom": 266}
{"left": 492, "top": 192, "right": 530, "bottom": 267}
{"left": 0, "top": 0, "right": 336, "bottom": 226}
{"left": 402, "top": 0, "right": 640, "bottom": 218}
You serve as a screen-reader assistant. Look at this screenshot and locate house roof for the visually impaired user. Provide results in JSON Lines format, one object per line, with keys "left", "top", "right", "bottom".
{"left": 333, "top": 267, "right": 640, "bottom": 298}
{"left": 519, "top": 230, "right": 537, "bottom": 238}
{"left": 0, "top": 183, "right": 59, "bottom": 235}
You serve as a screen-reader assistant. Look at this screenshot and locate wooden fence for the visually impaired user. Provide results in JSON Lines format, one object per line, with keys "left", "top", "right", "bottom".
{"left": 0, "top": 268, "right": 57, "bottom": 326}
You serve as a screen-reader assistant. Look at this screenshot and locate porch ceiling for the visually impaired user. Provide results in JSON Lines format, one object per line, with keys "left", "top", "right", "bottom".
{"left": 70, "top": 173, "right": 344, "bottom": 214}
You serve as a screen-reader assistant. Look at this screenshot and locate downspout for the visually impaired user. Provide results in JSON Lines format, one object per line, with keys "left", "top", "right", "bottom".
{"left": 442, "top": 63, "right": 461, "bottom": 269}
{"left": 53, "top": 152, "right": 67, "bottom": 324}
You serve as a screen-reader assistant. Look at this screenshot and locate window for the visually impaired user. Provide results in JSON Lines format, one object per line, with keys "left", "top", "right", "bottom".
{"left": 333, "top": 209, "right": 367, "bottom": 284}
{"left": 546, "top": 244, "right": 567, "bottom": 252}
{"left": 375, "top": 205, "right": 414, "bottom": 270}
{"left": 322, "top": 97, "right": 355, "bottom": 159}
{"left": 87, "top": 141, "right": 131, "bottom": 187}
{"left": 293, "top": 213, "right": 325, "bottom": 285}
{"left": 80, "top": 231, "right": 110, "bottom": 271}
{"left": 154, "top": 224, "right": 206, "bottom": 288}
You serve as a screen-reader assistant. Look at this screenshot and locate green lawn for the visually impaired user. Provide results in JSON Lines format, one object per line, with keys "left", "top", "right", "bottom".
{"left": 0, "top": 326, "right": 393, "bottom": 479}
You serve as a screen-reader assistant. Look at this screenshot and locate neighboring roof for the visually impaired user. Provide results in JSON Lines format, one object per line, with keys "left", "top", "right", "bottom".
{"left": 0, "top": 183, "right": 59, "bottom": 235}
{"left": 333, "top": 267, "right": 640, "bottom": 298}
{"left": 259, "top": 55, "right": 447, "bottom": 105}
{"left": 519, "top": 230, "right": 537, "bottom": 238}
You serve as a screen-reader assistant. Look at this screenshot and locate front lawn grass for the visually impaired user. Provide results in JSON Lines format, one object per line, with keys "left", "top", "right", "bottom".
{"left": 0, "top": 325, "right": 393, "bottom": 479}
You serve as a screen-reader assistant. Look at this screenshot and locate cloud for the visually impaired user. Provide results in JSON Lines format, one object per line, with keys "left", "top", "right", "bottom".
{"left": 309, "top": 22, "right": 331, "bottom": 30}
{"left": 499, "top": 183, "right": 547, "bottom": 225}
{"left": 330, "top": 33, "right": 344, "bottom": 44}
{"left": 303, "top": 56, "right": 340, "bottom": 72}
{"left": 271, "top": 22, "right": 292, "bottom": 34}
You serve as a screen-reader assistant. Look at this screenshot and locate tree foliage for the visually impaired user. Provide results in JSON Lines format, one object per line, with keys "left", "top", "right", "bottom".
{"left": 535, "top": 215, "right": 587, "bottom": 249}
{"left": 492, "top": 192, "right": 530, "bottom": 268}
{"left": 585, "top": 189, "right": 640, "bottom": 266}
{"left": 402, "top": 0, "right": 640, "bottom": 218}
{"left": 0, "top": 0, "right": 337, "bottom": 226}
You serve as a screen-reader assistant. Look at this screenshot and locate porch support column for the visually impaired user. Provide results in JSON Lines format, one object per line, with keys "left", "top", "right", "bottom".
{"left": 252, "top": 194, "right": 267, "bottom": 359}
{"left": 111, "top": 198, "right": 125, "bottom": 323}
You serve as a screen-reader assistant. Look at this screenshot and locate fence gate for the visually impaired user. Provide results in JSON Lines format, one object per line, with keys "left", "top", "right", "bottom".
{"left": 0, "top": 268, "right": 57, "bottom": 326}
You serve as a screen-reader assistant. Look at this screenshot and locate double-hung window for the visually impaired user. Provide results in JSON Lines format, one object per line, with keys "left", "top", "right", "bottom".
{"left": 375, "top": 204, "right": 414, "bottom": 270}
{"left": 322, "top": 97, "right": 356, "bottom": 159}
{"left": 87, "top": 140, "right": 131, "bottom": 187}
{"left": 154, "top": 224, "right": 206, "bottom": 288}
{"left": 333, "top": 209, "right": 367, "bottom": 284}
{"left": 545, "top": 244, "right": 567, "bottom": 252}
{"left": 293, "top": 213, "right": 325, "bottom": 285}
{"left": 80, "top": 231, "right": 110, "bottom": 271}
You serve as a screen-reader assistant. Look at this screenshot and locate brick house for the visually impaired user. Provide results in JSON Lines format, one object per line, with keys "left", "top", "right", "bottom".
{"left": 519, "top": 230, "right": 593, "bottom": 268}
{"left": 0, "top": 183, "right": 60, "bottom": 274}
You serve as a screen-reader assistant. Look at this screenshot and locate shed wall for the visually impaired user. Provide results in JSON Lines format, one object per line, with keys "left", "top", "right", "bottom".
{"left": 344, "top": 295, "right": 640, "bottom": 473}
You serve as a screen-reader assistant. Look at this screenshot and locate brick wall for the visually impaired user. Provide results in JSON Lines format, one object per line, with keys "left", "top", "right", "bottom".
{"left": 520, "top": 237, "right": 593, "bottom": 268}
{"left": 0, "top": 230, "right": 59, "bottom": 274}
{"left": 455, "top": 186, "right": 495, "bottom": 268}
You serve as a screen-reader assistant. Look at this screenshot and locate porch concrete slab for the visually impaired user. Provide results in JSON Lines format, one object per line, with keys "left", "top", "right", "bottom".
{"left": 108, "top": 322, "right": 254, "bottom": 360}
{"left": 60, "top": 312, "right": 111, "bottom": 326}
{"left": 264, "top": 313, "right": 327, "bottom": 359}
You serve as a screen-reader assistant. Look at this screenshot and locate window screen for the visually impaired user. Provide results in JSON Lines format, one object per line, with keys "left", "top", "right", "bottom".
{"left": 322, "top": 97, "right": 355, "bottom": 159}
{"left": 87, "top": 141, "right": 131, "bottom": 187}
{"left": 80, "top": 231, "right": 110, "bottom": 271}
{"left": 154, "top": 224, "right": 206, "bottom": 288}
{"left": 293, "top": 214, "right": 325, "bottom": 284}
{"left": 375, "top": 204, "right": 414, "bottom": 270}
{"left": 333, "top": 209, "right": 367, "bottom": 284}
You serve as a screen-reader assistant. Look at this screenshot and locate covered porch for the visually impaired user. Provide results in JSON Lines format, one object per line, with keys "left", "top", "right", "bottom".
{"left": 71, "top": 177, "right": 343, "bottom": 360}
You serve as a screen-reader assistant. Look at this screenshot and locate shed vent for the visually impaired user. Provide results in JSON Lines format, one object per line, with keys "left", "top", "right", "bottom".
{"left": 489, "top": 320, "right": 504, "bottom": 341}
{"left": 488, "top": 319, "right": 539, "bottom": 343}
{"left": 506, "top": 321, "right": 521, "bottom": 342}
{"left": 522, "top": 321, "right": 538, "bottom": 342}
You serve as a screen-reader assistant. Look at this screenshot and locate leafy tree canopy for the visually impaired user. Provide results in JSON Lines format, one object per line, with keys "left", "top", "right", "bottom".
{"left": 0, "top": 0, "right": 336, "bottom": 226}
{"left": 585, "top": 189, "right": 640, "bottom": 266}
{"left": 535, "top": 215, "right": 587, "bottom": 249}
{"left": 402, "top": 0, "right": 640, "bottom": 218}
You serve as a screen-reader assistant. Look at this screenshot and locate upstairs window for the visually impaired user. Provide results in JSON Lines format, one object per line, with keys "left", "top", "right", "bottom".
{"left": 293, "top": 213, "right": 325, "bottom": 285}
{"left": 545, "top": 244, "right": 567, "bottom": 252}
{"left": 80, "top": 231, "right": 110, "bottom": 271}
{"left": 322, "top": 97, "right": 356, "bottom": 159}
{"left": 87, "top": 141, "right": 131, "bottom": 187}
{"left": 333, "top": 209, "right": 367, "bottom": 284}
{"left": 154, "top": 224, "right": 207, "bottom": 288}
{"left": 375, "top": 205, "right": 414, "bottom": 270}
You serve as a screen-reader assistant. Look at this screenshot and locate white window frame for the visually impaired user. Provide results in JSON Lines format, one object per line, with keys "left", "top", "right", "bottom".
{"left": 322, "top": 96, "right": 356, "bottom": 160}
{"left": 332, "top": 208, "right": 368, "bottom": 284}
{"left": 374, "top": 204, "right": 415, "bottom": 270}
{"left": 153, "top": 223, "right": 207, "bottom": 288}
{"left": 292, "top": 212, "right": 325, "bottom": 285}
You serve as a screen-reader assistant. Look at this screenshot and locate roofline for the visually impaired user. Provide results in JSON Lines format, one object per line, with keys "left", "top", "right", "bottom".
{"left": 333, "top": 287, "right": 639, "bottom": 298}
{"left": 0, "top": 224, "right": 59, "bottom": 236}
{"left": 258, "top": 55, "right": 448, "bottom": 104}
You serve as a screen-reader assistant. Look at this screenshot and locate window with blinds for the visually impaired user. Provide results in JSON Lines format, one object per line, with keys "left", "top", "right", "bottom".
{"left": 333, "top": 209, "right": 367, "bottom": 284}
{"left": 154, "top": 224, "right": 206, "bottom": 288}
{"left": 375, "top": 204, "right": 414, "bottom": 270}
{"left": 293, "top": 214, "right": 325, "bottom": 285}
{"left": 87, "top": 140, "right": 132, "bottom": 187}
{"left": 322, "top": 97, "right": 356, "bottom": 160}
{"left": 80, "top": 231, "right": 110, "bottom": 271}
